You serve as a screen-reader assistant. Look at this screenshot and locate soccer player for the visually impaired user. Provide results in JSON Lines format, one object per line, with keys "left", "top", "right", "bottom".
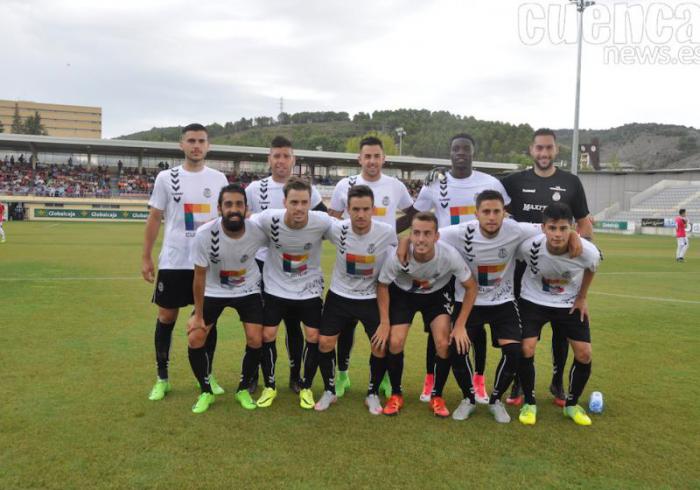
{"left": 501, "top": 128, "right": 593, "bottom": 406}
{"left": 378, "top": 212, "right": 478, "bottom": 417}
{"left": 401, "top": 133, "right": 510, "bottom": 403}
{"left": 436, "top": 190, "right": 581, "bottom": 423}
{"left": 676, "top": 208, "right": 689, "bottom": 262}
{"left": 245, "top": 136, "right": 327, "bottom": 393}
{"left": 142, "top": 123, "right": 229, "bottom": 401}
{"left": 187, "top": 184, "right": 268, "bottom": 413}
{"left": 0, "top": 201, "right": 6, "bottom": 243}
{"left": 311, "top": 185, "right": 398, "bottom": 413}
{"left": 516, "top": 202, "right": 601, "bottom": 426}
{"left": 249, "top": 177, "right": 333, "bottom": 408}
{"left": 328, "top": 136, "right": 414, "bottom": 397}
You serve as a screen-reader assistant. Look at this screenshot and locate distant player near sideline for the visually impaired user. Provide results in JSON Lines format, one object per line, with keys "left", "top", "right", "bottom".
{"left": 436, "top": 190, "right": 582, "bottom": 423}
{"left": 676, "top": 208, "right": 689, "bottom": 262}
{"left": 0, "top": 201, "right": 6, "bottom": 243}
{"left": 311, "top": 185, "right": 398, "bottom": 413}
{"left": 245, "top": 136, "right": 327, "bottom": 394}
{"left": 378, "top": 212, "right": 478, "bottom": 417}
{"left": 142, "top": 123, "right": 229, "bottom": 401}
{"left": 187, "top": 184, "right": 268, "bottom": 413}
{"left": 400, "top": 133, "right": 511, "bottom": 404}
{"left": 249, "top": 177, "right": 333, "bottom": 409}
{"left": 328, "top": 136, "right": 414, "bottom": 397}
{"left": 501, "top": 127, "right": 593, "bottom": 407}
{"left": 516, "top": 203, "right": 601, "bottom": 426}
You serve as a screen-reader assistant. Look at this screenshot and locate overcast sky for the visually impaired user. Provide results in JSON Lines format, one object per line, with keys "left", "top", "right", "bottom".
{"left": 1, "top": 0, "right": 697, "bottom": 138}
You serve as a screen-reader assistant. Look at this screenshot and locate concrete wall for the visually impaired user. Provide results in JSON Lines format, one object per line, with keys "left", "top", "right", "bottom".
{"left": 0, "top": 100, "right": 102, "bottom": 138}
{"left": 578, "top": 170, "right": 700, "bottom": 214}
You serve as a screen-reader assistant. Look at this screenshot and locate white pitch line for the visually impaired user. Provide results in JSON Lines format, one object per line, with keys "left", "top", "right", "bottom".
{"left": 0, "top": 276, "right": 142, "bottom": 282}
{"left": 591, "top": 291, "right": 700, "bottom": 305}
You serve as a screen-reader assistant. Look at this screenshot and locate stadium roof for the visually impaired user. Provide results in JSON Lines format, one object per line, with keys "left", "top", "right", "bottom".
{"left": 0, "top": 134, "right": 518, "bottom": 171}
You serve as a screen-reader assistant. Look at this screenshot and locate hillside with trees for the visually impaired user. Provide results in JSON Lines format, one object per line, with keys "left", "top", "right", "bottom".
{"left": 117, "top": 110, "right": 700, "bottom": 170}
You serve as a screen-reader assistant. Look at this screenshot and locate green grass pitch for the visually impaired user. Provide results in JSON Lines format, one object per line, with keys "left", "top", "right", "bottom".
{"left": 1, "top": 221, "right": 698, "bottom": 489}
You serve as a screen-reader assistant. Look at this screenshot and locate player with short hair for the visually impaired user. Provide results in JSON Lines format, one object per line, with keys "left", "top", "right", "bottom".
{"left": 378, "top": 212, "right": 478, "bottom": 417}
{"left": 142, "top": 123, "right": 229, "bottom": 401}
{"left": 329, "top": 135, "right": 414, "bottom": 397}
{"left": 516, "top": 202, "right": 601, "bottom": 426}
{"left": 501, "top": 127, "right": 593, "bottom": 406}
{"left": 400, "top": 133, "right": 511, "bottom": 403}
{"left": 437, "top": 190, "right": 581, "bottom": 423}
{"left": 245, "top": 136, "right": 327, "bottom": 394}
{"left": 676, "top": 208, "right": 689, "bottom": 262}
{"left": 187, "top": 184, "right": 268, "bottom": 413}
{"left": 249, "top": 176, "right": 333, "bottom": 409}
{"left": 309, "top": 185, "right": 398, "bottom": 413}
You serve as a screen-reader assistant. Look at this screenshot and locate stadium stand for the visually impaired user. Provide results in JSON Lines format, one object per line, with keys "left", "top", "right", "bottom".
{"left": 604, "top": 181, "right": 700, "bottom": 224}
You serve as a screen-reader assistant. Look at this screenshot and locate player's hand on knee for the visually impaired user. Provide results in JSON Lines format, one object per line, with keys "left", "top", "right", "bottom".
{"left": 450, "top": 326, "right": 470, "bottom": 355}
{"left": 371, "top": 322, "right": 390, "bottom": 351}
{"left": 570, "top": 296, "right": 589, "bottom": 322}
{"left": 187, "top": 316, "right": 208, "bottom": 347}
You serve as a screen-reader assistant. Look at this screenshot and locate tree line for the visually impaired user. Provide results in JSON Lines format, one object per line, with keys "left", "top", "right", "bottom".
{"left": 119, "top": 109, "right": 546, "bottom": 166}
{"left": 1, "top": 103, "right": 48, "bottom": 135}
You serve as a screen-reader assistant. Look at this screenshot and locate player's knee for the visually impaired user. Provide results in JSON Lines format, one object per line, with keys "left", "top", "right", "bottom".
{"left": 389, "top": 335, "right": 405, "bottom": 354}
{"left": 574, "top": 344, "right": 592, "bottom": 364}
{"left": 245, "top": 329, "right": 263, "bottom": 349}
{"left": 434, "top": 337, "right": 449, "bottom": 357}
{"left": 305, "top": 328, "right": 319, "bottom": 343}
{"left": 371, "top": 345, "right": 386, "bottom": 358}
{"left": 521, "top": 339, "right": 537, "bottom": 358}
{"left": 319, "top": 336, "right": 335, "bottom": 353}
{"left": 262, "top": 328, "right": 277, "bottom": 343}
{"left": 158, "top": 308, "right": 178, "bottom": 324}
{"left": 188, "top": 329, "right": 207, "bottom": 349}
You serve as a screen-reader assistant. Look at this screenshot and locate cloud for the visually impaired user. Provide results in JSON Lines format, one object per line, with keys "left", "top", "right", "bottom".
{"left": 0, "top": 0, "right": 695, "bottom": 138}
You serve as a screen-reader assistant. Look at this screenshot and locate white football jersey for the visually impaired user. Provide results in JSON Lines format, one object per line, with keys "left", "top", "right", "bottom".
{"left": 329, "top": 173, "right": 413, "bottom": 231}
{"left": 149, "top": 165, "right": 229, "bottom": 270}
{"left": 250, "top": 209, "right": 332, "bottom": 300}
{"left": 379, "top": 241, "right": 471, "bottom": 294}
{"left": 518, "top": 234, "right": 601, "bottom": 308}
{"left": 245, "top": 176, "right": 323, "bottom": 262}
{"left": 439, "top": 219, "right": 540, "bottom": 305}
{"left": 326, "top": 219, "right": 398, "bottom": 299}
{"left": 190, "top": 218, "right": 268, "bottom": 298}
{"left": 413, "top": 170, "right": 511, "bottom": 228}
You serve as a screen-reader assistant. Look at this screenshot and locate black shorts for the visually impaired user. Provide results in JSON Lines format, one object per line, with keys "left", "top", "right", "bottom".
{"left": 152, "top": 269, "right": 194, "bottom": 309}
{"left": 518, "top": 298, "right": 591, "bottom": 343}
{"left": 320, "top": 290, "right": 380, "bottom": 338}
{"left": 202, "top": 294, "right": 264, "bottom": 326}
{"left": 262, "top": 293, "right": 323, "bottom": 328}
{"left": 389, "top": 283, "right": 454, "bottom": 328}
{"left": 422, "top": 277, "right": 455, "bottom": 333}
{"left": 465, "top": 301, "right": 522, "bottom": 347}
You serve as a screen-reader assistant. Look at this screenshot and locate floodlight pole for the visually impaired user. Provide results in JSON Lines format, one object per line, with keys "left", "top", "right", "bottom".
{"left": 396, "top": 127, "right": 407, "bottom": 155}
{"left": 570, "top": 0, "right": 594, "bottom": 175}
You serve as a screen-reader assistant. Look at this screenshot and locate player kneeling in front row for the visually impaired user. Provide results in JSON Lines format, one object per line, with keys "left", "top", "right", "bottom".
{"left": 516, "top": 202, "right": 601, "bottom": 426}
{"left": 187, "top": 184, "right": 269, "bottom": 413}
{"left": 378, "top": 212, "right": 478, "bottom": 417}
{"left": 309, "top": 185, "right": 398, "bottom": 413}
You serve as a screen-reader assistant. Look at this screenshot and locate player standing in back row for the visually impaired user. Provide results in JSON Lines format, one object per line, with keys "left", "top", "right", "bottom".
{"left": 400, "top": 133, "right": 510, "bottom": 404}
{"left": 245, "top": 136, "right": 326, "bottom": 394}
{"left": 142, "top": 123, "right": 229, "bottom": 401}
{"left": 328, "top": 136, "right": 414, "bottom": 397}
